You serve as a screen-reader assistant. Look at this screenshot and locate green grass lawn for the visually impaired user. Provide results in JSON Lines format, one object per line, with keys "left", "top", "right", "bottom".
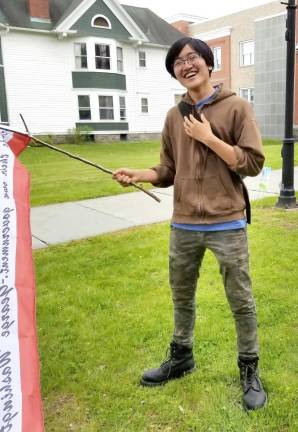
{"left": 19, "top": 141, "right": 160, "bottom": 206}
{"left": 19, "top": 139, "right": 297, "bottom": 207}
{"left": 35, "top": 197, "right": 298, "bottom": 432}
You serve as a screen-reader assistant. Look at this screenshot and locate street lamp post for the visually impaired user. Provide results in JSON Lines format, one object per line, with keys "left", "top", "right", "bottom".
{"left": 276, "top": 0, "right": 297, "bottom": 208}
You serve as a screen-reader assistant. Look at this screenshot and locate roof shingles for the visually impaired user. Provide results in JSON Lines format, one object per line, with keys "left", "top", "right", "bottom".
{"left": 122, "top": 4, "right": 183, "bottom": 45}
{"left": 0, "top": 0, "right": 184, "bottom": 45}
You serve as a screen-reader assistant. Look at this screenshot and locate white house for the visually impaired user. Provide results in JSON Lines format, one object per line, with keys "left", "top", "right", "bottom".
{"left": 0, "top": 0, "right": 184, "bottom": 140}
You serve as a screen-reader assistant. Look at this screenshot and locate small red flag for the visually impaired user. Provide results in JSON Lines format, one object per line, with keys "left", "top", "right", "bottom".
{"left": 0, "top": 127, "right": 31, "bottom": 156}
{"left": 0, "top": 127, "right": 44, "bottom": 431}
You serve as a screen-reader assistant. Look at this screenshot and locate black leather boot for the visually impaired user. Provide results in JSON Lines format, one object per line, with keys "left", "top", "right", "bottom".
{"left": 238, "top": 356, "right": 267, "bottom": 410}
{"left": 140, "top": 341, "right": 195, "bottom": 387}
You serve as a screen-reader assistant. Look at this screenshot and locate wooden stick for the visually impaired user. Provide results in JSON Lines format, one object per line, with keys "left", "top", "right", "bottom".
{"left": 19, "top": 115, "right": 161, "bottom": 203}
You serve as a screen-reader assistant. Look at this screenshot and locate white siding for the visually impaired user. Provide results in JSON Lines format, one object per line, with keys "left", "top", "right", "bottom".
{"left": 1, "top": 32, "right": 184, "bottom": 135}
{"left": 2, "top": 32, "right": 76, "bottom": 134}
{"left": 125, "top": 45, "right": 184, "bottom": 133}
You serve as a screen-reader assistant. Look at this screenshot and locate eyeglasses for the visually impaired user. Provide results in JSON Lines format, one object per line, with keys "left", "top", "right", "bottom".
{"left": 173, "top": 53, "right": 202, "bottom": 69}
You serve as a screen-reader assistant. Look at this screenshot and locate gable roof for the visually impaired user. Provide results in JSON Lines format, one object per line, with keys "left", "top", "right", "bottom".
{"left": 0, "top": 0, "right": 184, "bottom": 46}
{"left": 122, "top": 5, "right": 184, "bottom": 46}
{"left": 54, "top": 0, "right": 83, "bottom": 28}
{"left": 0, "top": 0, "right": 69, "bottom": 30}
{"left": 54, "top": 0, "right": 148, "bottom": 42}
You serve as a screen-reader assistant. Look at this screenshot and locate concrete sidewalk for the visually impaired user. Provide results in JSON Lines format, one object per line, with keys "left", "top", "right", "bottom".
{"left": 31, "top": 168, "right": 298, "bottom": 249}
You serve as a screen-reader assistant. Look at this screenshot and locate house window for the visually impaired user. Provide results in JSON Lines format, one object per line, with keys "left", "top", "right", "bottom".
{"left": 139, "top": 51, "right": 146, "bottom": 67}
{"left": 91, "top": 15, "right": 111, "bottom": 29}
{"left": 74, "top": 43, "right": 88, "bottom": 69}
{"left": 78, "top": 95, "right": 91, "bottom": 120}
{"left": 99, "top": 96, "right": 114, "bottom": 120}
{"left": 141, "top": 98, "right": 148, "bottom": 113}
{"left": 239, "top": 88, "right": 254, "bottom": 106}
{"left": 95, "top": 44, "right": 110, "bottom": 70}
{"left": 240, "top": 41, "right": 254, "bottom": 66}
{"left": 213, "top": 47, "right": 222, "bottom": 71}
{"left": 117, "top": 47, "right": 123, "bottom": 72}
{"left": 119, "top": 96, "right": 126, "bottom": 120}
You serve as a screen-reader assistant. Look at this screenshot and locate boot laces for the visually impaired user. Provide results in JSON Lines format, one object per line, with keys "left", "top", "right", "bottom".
{"left": 242, "top": 363, "right": 261, "bottom": 393}
{"left": 160, "top": 343, "right": 177, "bottom": 378}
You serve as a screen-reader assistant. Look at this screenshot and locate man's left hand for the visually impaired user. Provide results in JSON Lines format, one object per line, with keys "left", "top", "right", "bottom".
{"left": 183, "top": 113, "right": 213, "bottom": 145}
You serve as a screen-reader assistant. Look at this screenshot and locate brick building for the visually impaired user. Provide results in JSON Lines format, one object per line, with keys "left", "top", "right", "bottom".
{"left": 170, "top": 1, "right": 297, "bottom": 139}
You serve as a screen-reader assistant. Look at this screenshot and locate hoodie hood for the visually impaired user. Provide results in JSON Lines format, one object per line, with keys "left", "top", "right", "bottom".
{"left": 182, "top": 84, "right": 236, "bottom": 107}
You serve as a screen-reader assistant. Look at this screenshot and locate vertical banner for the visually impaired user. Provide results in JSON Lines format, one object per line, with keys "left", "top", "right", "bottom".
{"left": 0, "top": 128, "right": 44, "bottom": 431}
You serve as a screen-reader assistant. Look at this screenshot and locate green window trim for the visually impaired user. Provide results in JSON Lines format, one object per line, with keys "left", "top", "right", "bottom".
{"left": 72, "top": 72, "right": 126, "bottom": 90}
{"left": 76, "top": 122, "right": 128, "bottom": 131}
{"left": 0, "top": 38, "right": 8, "bottom": 123}
{"left": 0, "top": 37, "right": 3, "bottom": 65}
{"left": 0, "top": 67, "right": 9, "bottom": 124}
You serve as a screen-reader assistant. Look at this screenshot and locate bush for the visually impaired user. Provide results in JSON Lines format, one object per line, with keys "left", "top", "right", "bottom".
{"left": 67, "top": 125, "right": 93, "bottom": 144}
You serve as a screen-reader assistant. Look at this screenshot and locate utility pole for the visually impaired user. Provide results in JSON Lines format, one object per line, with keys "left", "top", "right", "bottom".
{"left": 276, "top": 0, "right": 297, "bottom": 208}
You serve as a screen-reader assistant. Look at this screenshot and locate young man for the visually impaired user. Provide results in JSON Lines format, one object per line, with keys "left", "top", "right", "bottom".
{"left": 113, "top": 37, "right": 267, "bottom": 410}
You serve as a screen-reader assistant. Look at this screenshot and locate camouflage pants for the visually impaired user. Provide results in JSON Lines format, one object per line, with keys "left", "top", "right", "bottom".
{"left": 169, "top": 226, "right": 259, "bottom": 358}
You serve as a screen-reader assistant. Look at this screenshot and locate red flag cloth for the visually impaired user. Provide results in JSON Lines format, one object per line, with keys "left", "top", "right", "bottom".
{"left": 0, "top": 128, "right": 44, "bottom": 431}
{"left": 0, "top": 128, "right": 30, "bottom": 156}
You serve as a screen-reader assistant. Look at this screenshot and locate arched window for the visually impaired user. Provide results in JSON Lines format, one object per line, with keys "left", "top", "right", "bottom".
{"left": 91, "top": 15, "right": 111, "bottom": 29}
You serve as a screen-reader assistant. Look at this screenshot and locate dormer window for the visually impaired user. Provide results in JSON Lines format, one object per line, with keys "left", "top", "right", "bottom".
{"left": 91, "top": 15, "right": 111, "bottom": 29}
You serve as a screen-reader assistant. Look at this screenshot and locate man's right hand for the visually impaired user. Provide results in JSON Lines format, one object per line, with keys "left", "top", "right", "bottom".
{"left": 112, "top": 168, "right": 139, "bottom": 187}
{"left": 112, "top": 168, "right": 159, "bottom": 187}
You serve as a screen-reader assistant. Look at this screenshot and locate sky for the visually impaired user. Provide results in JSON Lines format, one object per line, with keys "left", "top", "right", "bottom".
{"left": 120, "top": 0, "right": 278, "bottom": 20}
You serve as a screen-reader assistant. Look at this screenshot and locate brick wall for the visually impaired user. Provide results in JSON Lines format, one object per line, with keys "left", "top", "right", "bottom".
{"left": 28, "top": 0, "right": 50, "bottom": 19}
{"left": 208, "top": 35, "right": 231, "bottom": 89}
{"left": 170, "top": 21, "right": 189, "bottom": 35}
{"left": 190, "top": 1, "right": 284, "bottom": 93}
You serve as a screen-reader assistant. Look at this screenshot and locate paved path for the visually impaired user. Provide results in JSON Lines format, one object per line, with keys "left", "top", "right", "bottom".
{"left": 31, "top": 168, "right": 298, "bottom": 249}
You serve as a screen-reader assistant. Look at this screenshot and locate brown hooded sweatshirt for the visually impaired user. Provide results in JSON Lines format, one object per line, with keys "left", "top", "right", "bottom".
{"left": 152, "top": 85, "right": 265, "bottom": 224}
